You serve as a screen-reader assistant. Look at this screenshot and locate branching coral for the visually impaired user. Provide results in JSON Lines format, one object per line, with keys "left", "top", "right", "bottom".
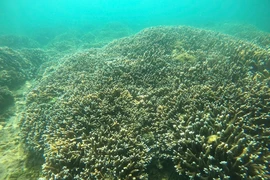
{"left": 20, "top": 26, "right": 270, "bottom": 179}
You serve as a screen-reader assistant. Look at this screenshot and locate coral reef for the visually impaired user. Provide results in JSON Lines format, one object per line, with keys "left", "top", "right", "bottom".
{"left": 20, "top": 26, "right": 270, "bottom": 179}
{"left": 46, "top": 32, "right": 83, "bottom": 53}
{"left": 0, "top": 35, "right": 40, "bottom": 49}
{"left": 0, "top": 80, "right": 43, "bottom": 179}
{"left": 45, "top": 22, "right": 133, "bottom": 53}
{"left": 94, "top": 22, "right": 133, "bottom": 41}
{"left": 0, "top": 46, "right": 52, "bottom": 121}
{"left": 0, "top": 47, "right": 33, "bottom": 89}
{"left": 208, "top": 23, "right": 270, "bottom": 50}
{"left": 0, "top": 47, "right": 48, "bottom": 89}
{"left": 0, "top": 86, "right": 14, "bottom": 113}
{"left": 19, "top": 48, "right": 50, "bottom": 67}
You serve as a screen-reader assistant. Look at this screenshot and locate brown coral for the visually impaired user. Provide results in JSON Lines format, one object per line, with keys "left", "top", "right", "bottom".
{"left": 20, "top": 26, "right": 270, "bottom": 180}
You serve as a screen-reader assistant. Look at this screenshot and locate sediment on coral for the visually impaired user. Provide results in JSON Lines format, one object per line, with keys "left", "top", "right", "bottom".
{"left": 20, "top": 26, "right": 270, "bottom": 180}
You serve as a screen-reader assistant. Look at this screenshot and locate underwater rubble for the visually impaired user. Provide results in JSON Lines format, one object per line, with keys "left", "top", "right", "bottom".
{"left": 20, "top": 26, "right": 270, "bottom": 179}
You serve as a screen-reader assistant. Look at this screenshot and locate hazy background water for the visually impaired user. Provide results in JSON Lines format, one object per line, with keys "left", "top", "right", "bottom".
{"left": 1, "top": 0, "right": 270, "bottom": 36}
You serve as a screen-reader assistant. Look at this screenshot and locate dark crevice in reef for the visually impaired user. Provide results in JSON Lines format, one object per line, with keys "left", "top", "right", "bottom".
{"left": 147, "top": 158, "right": 183, "bottom": 180}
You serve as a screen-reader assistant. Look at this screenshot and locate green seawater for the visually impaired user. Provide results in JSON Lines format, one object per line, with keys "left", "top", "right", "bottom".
{"left": 0, "top": 0, "right": 270, "bottom": 37}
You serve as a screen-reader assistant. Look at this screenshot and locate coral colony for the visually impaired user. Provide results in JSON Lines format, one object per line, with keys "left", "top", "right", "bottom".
{"left": 20, "top": 26, "right": 270, "bottom": 179}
